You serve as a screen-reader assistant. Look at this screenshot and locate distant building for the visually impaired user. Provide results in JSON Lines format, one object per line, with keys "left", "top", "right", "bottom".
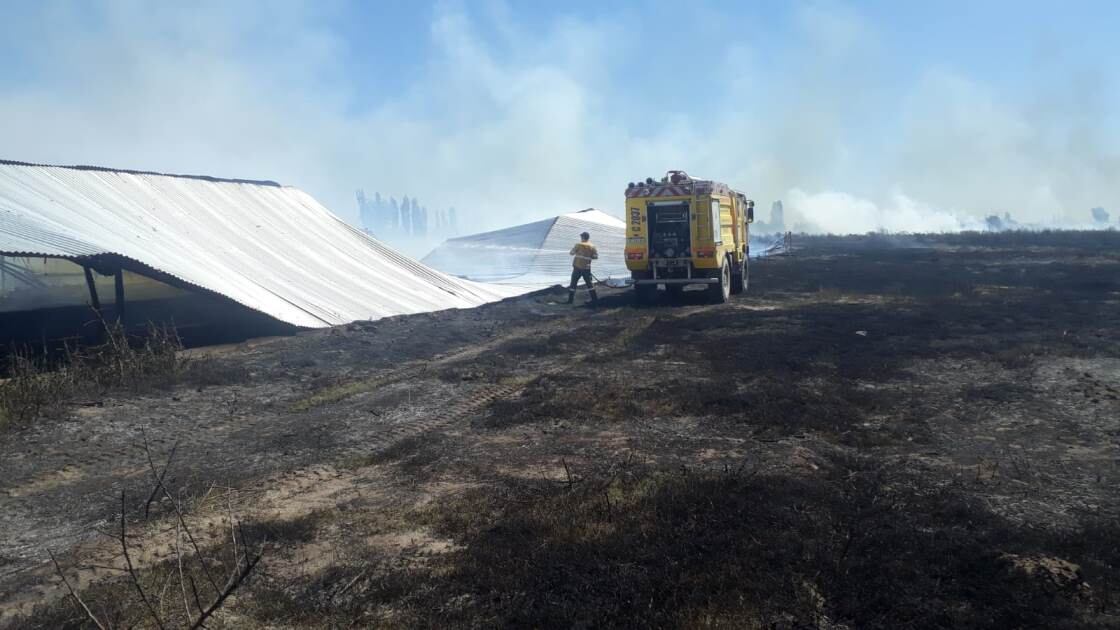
{"left": 423, "top": 209, "right": 627, "bottom": 285}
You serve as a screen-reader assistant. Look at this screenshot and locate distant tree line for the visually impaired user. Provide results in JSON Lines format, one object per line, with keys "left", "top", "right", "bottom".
{"left": 752, "top": 200, "right": 786, "bottom": 234}
{"left": 987, "top": 207, "right": 1112, "bottom": 231}
{"left": 356, "top": 190, "right": 459, "bottom": 239}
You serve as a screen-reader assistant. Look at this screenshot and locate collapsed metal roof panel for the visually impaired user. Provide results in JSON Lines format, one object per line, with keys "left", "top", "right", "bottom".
{"left": 0, "top": 161, "right": 522, "bottom": 327}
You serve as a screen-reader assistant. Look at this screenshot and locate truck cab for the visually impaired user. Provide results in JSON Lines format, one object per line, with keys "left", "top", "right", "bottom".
{"left": 624, "top": 171, "right": 753, "bottom": 303}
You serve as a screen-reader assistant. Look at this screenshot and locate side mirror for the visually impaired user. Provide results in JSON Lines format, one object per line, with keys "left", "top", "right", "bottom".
{"left": 747, "top": 205, "right": 755, "bottom": 222}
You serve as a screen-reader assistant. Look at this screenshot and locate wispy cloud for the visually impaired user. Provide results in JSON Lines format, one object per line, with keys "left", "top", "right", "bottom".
{"left": 1, "top": 1, "right": 1116, "bottom": 238}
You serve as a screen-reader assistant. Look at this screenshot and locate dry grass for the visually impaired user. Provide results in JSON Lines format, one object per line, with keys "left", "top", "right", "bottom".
{"left": 0, "top": 354, "right": 65, "bottom": 430}
{"left": 0, "top": 321, "right": 239, "bottom": 432}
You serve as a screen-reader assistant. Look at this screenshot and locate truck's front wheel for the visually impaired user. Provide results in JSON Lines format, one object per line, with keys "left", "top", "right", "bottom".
{"left": 709, "top": 259, "right": 731, "bottom": 304}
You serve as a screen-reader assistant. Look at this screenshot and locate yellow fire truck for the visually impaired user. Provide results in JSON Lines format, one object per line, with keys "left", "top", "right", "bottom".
{"left": 624, "top": 171, "right": 754, "bottom": 304}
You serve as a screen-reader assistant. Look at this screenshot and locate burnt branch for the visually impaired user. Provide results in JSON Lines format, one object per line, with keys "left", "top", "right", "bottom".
{"left": 142, "top": 428, "right": 180, "bottom": 519}
{"left": 119, "top": 490, "right": 167, "bottom": 630}
{"left": 187, "top": 547, "right": 264, "bottom": 630}
{"left": 48, "top": 549, "right": 107, "bottom": 630}
{"left": 141, "top": 436, "right": 221, "bottom": 595}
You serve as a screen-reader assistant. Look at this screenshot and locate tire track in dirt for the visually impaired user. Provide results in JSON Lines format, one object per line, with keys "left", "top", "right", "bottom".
{"left": 248, "top": 376, "right": 538, "bottom": 516}
{"left": 1, "top": 303, "right": 659, "bottom": 622}
{"left": 1, "top": 302, "right": 651, "bottom": 498}
{"left": 0, "top": 375, "right": 537, "bottom": 624}
{"left": 0, "top": 317, "right": 564, "bottom": 499}
{"left": 288, "top": 317, "right": 568, "bottom": 412}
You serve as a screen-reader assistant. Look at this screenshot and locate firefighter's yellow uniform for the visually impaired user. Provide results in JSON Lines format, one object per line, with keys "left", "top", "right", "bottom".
{"left": 568, "top": 239, "right": 599, "bottom": 304}
{"left": 570, "top": 242, "right": 598, "bottom": 270}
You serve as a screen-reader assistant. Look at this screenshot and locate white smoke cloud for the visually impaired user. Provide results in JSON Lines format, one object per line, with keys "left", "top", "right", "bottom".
{"left": 785, "top": 189, "right": 984, "bottom": 234}
{"left": 0, "top": 1, "right": 1116, "bottom": 241}
{"left": 886, "top": 69, "right": 1120, "bottom": 223}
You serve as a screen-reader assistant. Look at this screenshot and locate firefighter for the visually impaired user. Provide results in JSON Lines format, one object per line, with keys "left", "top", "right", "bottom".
{"left": 568, "top": 231, "right": 599, "bottom": 305}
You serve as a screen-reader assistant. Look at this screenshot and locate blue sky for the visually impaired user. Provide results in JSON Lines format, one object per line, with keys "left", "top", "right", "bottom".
{"left": 1, "top": 0, "right": 1117, "bottom": 233}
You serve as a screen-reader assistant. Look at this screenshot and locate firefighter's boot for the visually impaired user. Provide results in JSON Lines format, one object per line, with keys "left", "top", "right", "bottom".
{"left": 566, "top": 290, "right": 575, "bottom": 304}
{"left": 589, "top": 289, "right": 599, "bottom": 305}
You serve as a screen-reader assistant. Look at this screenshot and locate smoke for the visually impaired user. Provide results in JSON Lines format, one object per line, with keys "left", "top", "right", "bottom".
{"left": 784, "top": 189, "right": 984, "bottom": 234}
{"left": 883, "top": 69, "right": 1120, "bottom": 227}
{"left": 0, "top": 2, "right": 1116, "bottom": 236}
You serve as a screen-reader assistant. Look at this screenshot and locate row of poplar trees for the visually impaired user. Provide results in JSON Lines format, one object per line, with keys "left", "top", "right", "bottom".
{"left": 356, "top": 190, "right": 459, "bottom": 238}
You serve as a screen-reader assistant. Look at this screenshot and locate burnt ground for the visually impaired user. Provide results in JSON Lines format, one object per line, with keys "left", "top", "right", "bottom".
{"left": 2, "top": 231, "right": 1119, "bottom": 629}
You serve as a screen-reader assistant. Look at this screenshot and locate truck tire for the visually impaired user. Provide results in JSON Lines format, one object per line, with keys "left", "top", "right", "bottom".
{"left": 732, "top": 257, "right": 749, "bottom": 294}
{"left": 635, "top": 284, "right": 657, "bottom": 305}
{"left": 709, "top": 259, "right": 731, "bottom": 304}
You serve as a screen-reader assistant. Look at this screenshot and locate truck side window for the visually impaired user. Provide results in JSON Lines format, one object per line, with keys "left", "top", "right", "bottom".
{"left": 710, "top": 199, "right": 722, "bottom": 244}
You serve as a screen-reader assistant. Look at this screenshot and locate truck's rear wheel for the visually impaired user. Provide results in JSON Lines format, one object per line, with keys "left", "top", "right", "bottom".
{"left": 635, "top": 284, "right": 657, "bottom": 305}
{"left": 731, "top": 257, "right": 749, "bottom": 295}
{"left": 709, "top": 259, "right": 731, "bottom": 304}
{"left": 730, "top": 261, "right": 744, "bottom": 295}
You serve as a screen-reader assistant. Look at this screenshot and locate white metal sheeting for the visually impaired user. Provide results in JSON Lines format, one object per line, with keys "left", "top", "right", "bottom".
{"left": 0, "top": 161, "right": 523, "bottom": 327}
{"left": 422, "top": 209, "right": 628, "bottom": 286}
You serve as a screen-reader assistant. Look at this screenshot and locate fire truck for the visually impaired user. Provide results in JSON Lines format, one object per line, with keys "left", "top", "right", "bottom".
{"left": 624, "top": 171, "right": 754, "bottom": 304}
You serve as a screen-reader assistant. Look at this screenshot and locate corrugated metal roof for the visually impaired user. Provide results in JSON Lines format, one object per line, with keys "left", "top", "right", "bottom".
{"left": 0, "top": 161, "right": 523, "bottom": 327}
{"left": 0, "top": 159, "right": 281, "bottom": 187}
{"left": 422, "top": 209, "right": 628, "bottom": 285}
{"left": 0, "top": 211, "right": 104, "bottom": 257}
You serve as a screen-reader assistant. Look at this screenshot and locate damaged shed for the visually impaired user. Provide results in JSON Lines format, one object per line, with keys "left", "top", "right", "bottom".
{"left": 0, "top": 160, "right": 520, "bottom": 349}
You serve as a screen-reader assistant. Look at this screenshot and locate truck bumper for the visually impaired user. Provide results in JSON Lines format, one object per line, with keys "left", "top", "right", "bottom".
{"left": 634, "top": 278, "right": 718, "bottom": 285}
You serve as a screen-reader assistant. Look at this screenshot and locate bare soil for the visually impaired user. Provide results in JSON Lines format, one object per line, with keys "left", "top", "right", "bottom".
{"left": 2, "top": 231, "right": 1119, "bottom": 629}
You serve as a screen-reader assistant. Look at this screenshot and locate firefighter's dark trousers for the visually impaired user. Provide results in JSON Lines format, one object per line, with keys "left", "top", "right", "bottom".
{"left": 568, "top": 268, "right": 598, "bottom": 304}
